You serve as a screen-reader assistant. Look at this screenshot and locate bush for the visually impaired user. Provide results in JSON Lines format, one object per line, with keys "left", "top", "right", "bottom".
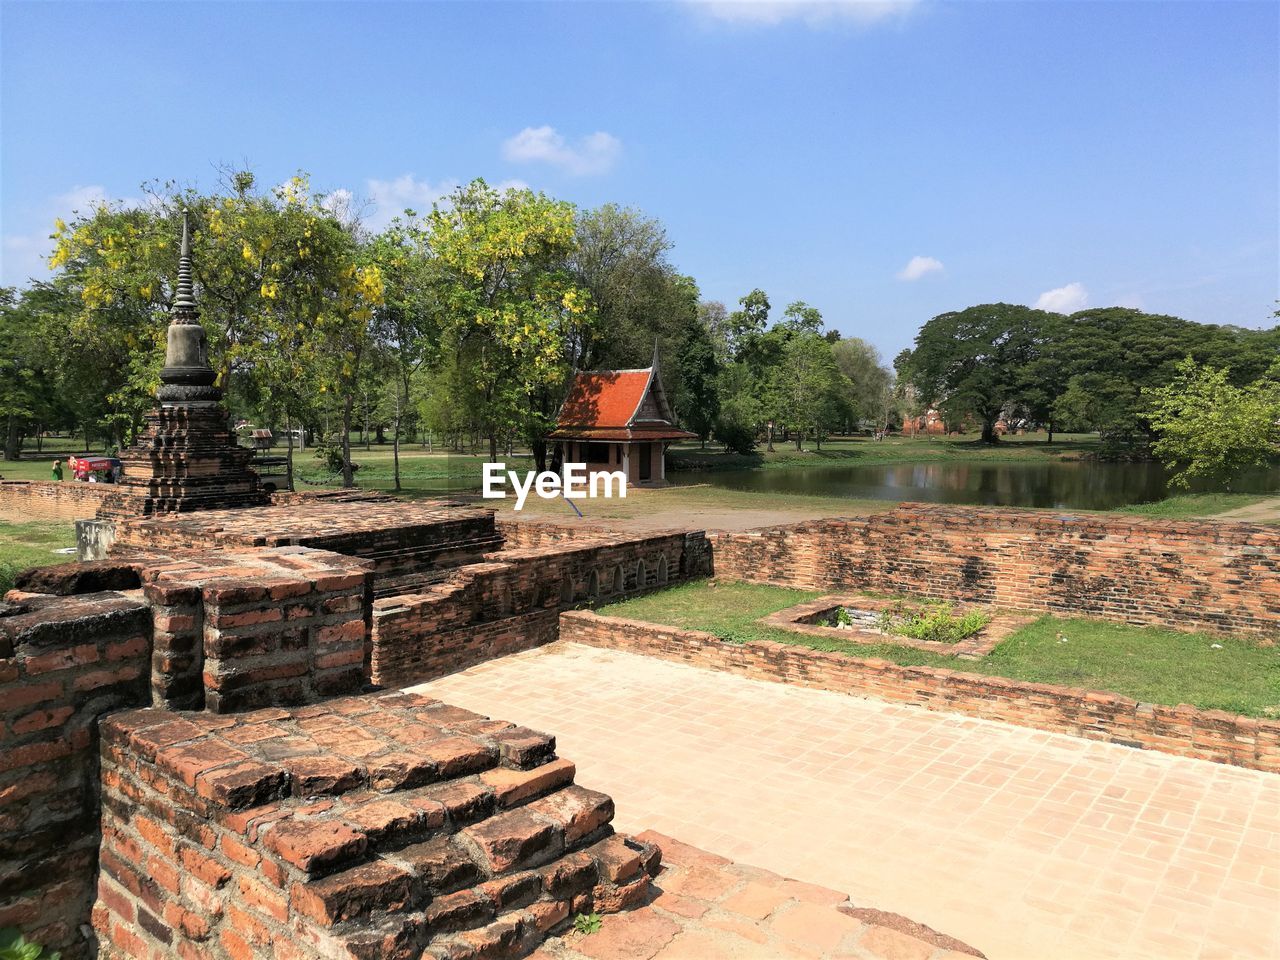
{"left": 875, "top": 601, "right": 990, "bottom": 644}
{"left": 713, "top": 419, "right": 757, "bottom": 456}
{"left": 0, "top": 929, "right": 61, "bottom": 960}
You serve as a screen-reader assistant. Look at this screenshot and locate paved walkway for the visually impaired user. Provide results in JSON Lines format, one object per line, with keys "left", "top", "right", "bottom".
{"left": 410, "top": 644, "right": 1280, "bottom": 960}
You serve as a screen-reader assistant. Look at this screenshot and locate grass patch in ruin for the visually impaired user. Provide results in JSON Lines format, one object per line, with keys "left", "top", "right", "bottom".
{"left": 597, "top": 580, "right": 1280, "bottom": 718}
{"left": 0, "top": 521, "right": 76, "bottom": 594}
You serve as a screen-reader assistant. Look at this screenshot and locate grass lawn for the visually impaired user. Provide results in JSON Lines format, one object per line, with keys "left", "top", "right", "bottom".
{"left": 0, "top": 521, "right": 76, "bottom": 593}
{"left": 597, "top": 580, "right": 1280, "bottom": 718}
{"left": 666, "top": 432, "right": 1103, "bottom": 472}
{"left": 1115, "top": 493, "right": 1270, "bottom": 519}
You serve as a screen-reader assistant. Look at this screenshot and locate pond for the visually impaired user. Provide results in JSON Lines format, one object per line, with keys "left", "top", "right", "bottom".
{"left": 668, "top": 459, "right": 1280, "bottom": 510}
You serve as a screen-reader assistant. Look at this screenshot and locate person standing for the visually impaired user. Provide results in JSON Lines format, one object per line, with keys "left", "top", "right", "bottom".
{"left": 51, "top": 459, "right": 64, "bottom": 481}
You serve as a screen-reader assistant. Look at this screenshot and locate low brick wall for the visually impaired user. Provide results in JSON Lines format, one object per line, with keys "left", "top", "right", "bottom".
{"left": 711, "top": 503, "right": 1280, "bottom": 637}
{"left": 371, "top": 531, "right": 711, "bottom": 688}
{"left": 0, "top": 480, "right": 112, "bottom": 522}
{"left": 0, "top": 591, "right": 153, "bottom": 959}
{"left": 560, "top": 610, "right": 1280, "bottom": 773}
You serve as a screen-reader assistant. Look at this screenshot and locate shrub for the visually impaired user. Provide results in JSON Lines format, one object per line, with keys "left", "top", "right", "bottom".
{"left": 876, "top": 601, "right": 990, "bottom": 644}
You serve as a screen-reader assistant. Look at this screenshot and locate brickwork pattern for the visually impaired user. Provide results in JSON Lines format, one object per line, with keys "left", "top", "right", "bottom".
{"left": 108, "top": 500, "right": 502, "bottom": 597}
{"left": 535, "top": 831, "right": 980, "bottom": 960}
{"left": 138, "top": 548, "right": 373, "bottom": 712}
{"left": 94, "top": 692, "right": 660, "bottom": 960}
{"left": 0, "top": 479, "right": 113, "bottom": 522}
{"left": 371, "top": 531, "right": 711, "bottom": 688}
{"left": 0, "top": 590, "right": 153, "bottom": 959}
{"left": 561, "top": 610, "right": 1280, "bottom": 772}
{"left": 711, "top": 503, "right": 1280, "bottom": 637}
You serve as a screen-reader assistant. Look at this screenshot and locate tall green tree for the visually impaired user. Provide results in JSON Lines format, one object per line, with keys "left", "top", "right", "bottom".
{"left": 1144, "top": 358, "right": 1280, "bottom": 489}
{"left": 900, "top": 303, "right": 1049, "bottom": 443}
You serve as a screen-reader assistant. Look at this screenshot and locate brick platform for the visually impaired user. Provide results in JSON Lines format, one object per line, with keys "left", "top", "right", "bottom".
{"left": 95, "top": 691, "right": 659, "bottom": 960}
{"left": 561, "top": 610, "right": 1280, "bottom": 772}
{"left": 536, "top": 832, "right": 981, "bottom": 960}
{"left": 109, "top": 500, "right": 503, "bottom": 596}
{"left": 0, "top": 590, "right": 152, "bottom": 958}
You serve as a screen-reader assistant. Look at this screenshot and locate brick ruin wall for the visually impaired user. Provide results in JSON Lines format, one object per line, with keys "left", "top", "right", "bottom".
{"left": 0, "top": 480, "right": 113, "bottom": 522}
{"left": 561, "top": 610, "right": 1280, "bottom": 774}
{"left": 0, "top": 520, "right": 709, "bottom": 957}
{"left": 711, "top": 503, "right": 1280, "bottom": 637}
{"left": 370, "top": 531, "right": 712, "bottom": 689}
{"left": 0, "top": 591, "right": 152, "bottom": 958}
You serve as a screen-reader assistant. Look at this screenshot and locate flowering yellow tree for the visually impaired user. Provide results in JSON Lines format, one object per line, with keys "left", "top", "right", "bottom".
{"left": 45, "top": 172, "right": 381, "bottom": 466}
{"left": 425, "top": 179, "right": 593, "bottom": 462}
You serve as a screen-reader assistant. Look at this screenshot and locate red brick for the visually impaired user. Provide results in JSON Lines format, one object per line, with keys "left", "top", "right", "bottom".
{"left": 264, "top": 819, "right": 368, "bottom": 873}
{"left": 291, "top": 860, "right": 414, "bottom": 924}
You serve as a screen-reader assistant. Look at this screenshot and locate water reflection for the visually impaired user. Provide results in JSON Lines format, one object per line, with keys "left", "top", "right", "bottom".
{"left": 669, "top": 460, "right": 1280, "bottom": 510}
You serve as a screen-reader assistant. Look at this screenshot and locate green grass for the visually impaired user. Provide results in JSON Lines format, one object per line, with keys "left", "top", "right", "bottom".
{"left": 1116, "top": 493, "right": 1269, "bottom": 519}
{"left": 0, "top": 521, "right": 76, "bottom": 594}
{"left": 667, "top": 433, "right": 1102, "bottom": 472}
{"left": 598, "top": 580, "right": 1280, "bottom": 717}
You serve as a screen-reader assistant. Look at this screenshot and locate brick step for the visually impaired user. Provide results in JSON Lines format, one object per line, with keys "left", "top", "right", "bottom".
{"left": 319, "top": 833, "right": 657, "bottom": 960}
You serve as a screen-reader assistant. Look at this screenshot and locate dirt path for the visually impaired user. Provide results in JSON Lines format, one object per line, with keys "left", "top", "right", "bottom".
{"left": 1213, "top": 497, "right": 1280, "bottom": 524}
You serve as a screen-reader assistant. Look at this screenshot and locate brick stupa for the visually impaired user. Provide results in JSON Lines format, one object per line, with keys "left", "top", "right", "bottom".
{"left": 97, "top": 214, "right": 269, "bottom": 519}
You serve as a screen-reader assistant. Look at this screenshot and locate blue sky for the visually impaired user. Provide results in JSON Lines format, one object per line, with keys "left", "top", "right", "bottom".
{"left": 2, "top": 0, "right": 1276, "bottom": 359}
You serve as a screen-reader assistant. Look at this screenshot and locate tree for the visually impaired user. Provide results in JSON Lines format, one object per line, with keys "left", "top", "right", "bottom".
{"left": 726, "top": 289, "right": 770, "bottom": 359}
{"left": 770, "top": 333, "right": 849, "bottom": 450}
{"left": 832, "top": 337, "right": 893, "bottom": 430}
{"left": 426, "top": 180, "right": 591, "bottom": 462}
{"left": 900, "top": 303, "right": 1049, "bottom": 443}
{"left": 1144, "top": 358, "right": 1280, "bottom": 489}
{"left": 781, "top": 300, "right": 823, "bottom": 335}
{"left": 673, "top": 315, "right": 720, "bottom": 447}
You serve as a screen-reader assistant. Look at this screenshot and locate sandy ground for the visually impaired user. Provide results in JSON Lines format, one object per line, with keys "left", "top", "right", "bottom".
{"left": 1213, "top": 497, "right": 1280, "bottom": 524}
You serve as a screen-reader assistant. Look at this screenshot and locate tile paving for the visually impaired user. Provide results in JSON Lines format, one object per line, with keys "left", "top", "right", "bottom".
{"left": 411, "top": 643, "right": 1280, "bottom": 960}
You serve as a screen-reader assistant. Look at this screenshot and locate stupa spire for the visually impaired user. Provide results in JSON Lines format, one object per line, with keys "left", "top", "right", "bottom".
{"left": 172, "top": 210, "right": 198, "bottom": 322}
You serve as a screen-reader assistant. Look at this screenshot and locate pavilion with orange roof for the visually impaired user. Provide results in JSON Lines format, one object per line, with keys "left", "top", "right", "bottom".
{"left": 548, "top": 346, "right": 695, "bottom": 485}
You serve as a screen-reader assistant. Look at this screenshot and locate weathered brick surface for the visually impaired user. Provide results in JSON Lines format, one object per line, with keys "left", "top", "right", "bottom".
{"left": 711, "top": 503, "right": 1280, "bottom": 637}
{"left": 0, "top": 479, "right": 113, "bottom": 522}
{"left": 138, "top": 546, "right": 373, "bottom": 712}
{"left": 370, "top": 529, "right": 712, "bottom": 687}
{"left": 0, "top": 590, "right": 152, "bottom": 959}
{"left": 562, "top": 609, "right": 1280, "bottom": 773}
{"left": 108, "top": 499, "right": 502, "bottom": 596}
{"left": 92, "top": 691, "right": 661, "bottom": 960}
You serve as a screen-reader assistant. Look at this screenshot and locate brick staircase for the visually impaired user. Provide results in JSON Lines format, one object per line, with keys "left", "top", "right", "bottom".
{"left": 94, "top": 691, "right": 659, "bottom": 960}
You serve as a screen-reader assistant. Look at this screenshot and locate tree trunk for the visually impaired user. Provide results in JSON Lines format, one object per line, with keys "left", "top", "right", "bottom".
{"left": 532, "top": 436, "right": 547, "bottom": 474}
{"left": 341, "top": 395, "right": 355, "bottom": 488}
{"left": 981, "top": 418, "right": 998, "bottom": 444}
{"left": 285, "top": 412, "right": 296, "bottom": 491}
{"left": 766, "top": 423, "right": 775, "bottom": 452}
{"left": 4, "top": 414, "right": 20, "bottom": 461}
{"left": 794, "top": 433, "right": 803, "bottom": 451}
{"left": 488, "top": 434, "right": 499, "bottom": 462}
{"left": 1046, "top": 421, "right": 1055, "bottom": 444}
{"left": 392, "top": 389, "right": 402, "bottom": 492}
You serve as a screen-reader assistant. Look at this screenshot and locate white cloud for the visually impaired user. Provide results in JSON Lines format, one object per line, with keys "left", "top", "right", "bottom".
{"left": 361, "top": 175, "right": 529, "bottom": 231}
{"left": 1035, "top": 282, "right": 1089, "bottom": 314}
{"left": 689, "top": 0, "right": 920, "bottom": 27}
{"left": 501, "top": 126, "right": 621, "bottom": 176}
{"left": 895, "top": 255, "right": 943, "bottom": 281}
{"left": 1, "top": 184, "right": 144, "bottom": 286}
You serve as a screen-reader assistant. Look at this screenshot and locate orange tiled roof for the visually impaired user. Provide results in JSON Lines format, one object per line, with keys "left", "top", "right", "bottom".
{"left": 556, "top": 370, "right": 653, "bottom": 429}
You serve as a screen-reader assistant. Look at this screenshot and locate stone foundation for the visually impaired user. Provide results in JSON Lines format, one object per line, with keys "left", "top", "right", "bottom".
{"left": 370, "top": 531, "right": 712, "bottom": 688}
{"left": 94, "top": 692, "right": 658, "bottom": 960}
{"left": 712, "top": 503, "right": 1280, "bottom": 637}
